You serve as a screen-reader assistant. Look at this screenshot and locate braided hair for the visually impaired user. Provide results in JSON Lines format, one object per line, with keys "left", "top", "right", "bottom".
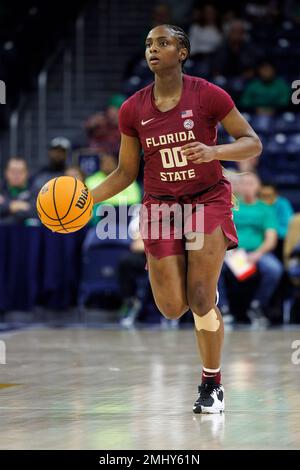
{"left": 164, "top": 24, "right": 191, "bottom": 68}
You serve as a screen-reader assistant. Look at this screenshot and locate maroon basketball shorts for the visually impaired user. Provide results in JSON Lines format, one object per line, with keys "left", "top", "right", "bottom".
{"left": 140, "top": 177, "right": 238, "bottom": 260}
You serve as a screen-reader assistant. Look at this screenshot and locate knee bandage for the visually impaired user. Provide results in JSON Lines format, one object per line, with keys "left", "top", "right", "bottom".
{"left": 193, "top": 309, "right": 220, "bottom": 332}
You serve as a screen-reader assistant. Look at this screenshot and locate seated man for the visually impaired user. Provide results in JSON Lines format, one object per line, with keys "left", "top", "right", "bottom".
{"left": 239, "top": 61, "right": 291, "bottom": 114}
{"left": 31, "top": 137, "right": 71, "bottom": 196}
{"left": 218, "top": 172, "right": 283, "bottom": 324}
{"left": 0, "top": 157, "right": 35, "bottom": 224}
{"left": 259, "top": 182, "right": 294, "bottom": 260}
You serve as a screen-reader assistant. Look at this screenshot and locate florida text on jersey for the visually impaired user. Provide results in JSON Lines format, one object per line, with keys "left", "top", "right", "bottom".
{"left": 118, "top": 74, "right": 235, "bottom": 197}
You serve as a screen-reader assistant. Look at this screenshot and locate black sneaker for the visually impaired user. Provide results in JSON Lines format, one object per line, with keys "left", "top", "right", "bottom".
{"left": 193, "top": 383, "right": 225, "bottom": 414}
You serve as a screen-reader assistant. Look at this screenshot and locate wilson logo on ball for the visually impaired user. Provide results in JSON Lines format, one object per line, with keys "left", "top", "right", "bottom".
{"left": 75, "top": 187, "right": 89, "bottom": 209}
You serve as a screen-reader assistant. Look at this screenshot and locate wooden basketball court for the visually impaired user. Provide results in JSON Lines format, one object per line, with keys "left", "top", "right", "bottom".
{"left": 0, "top": 327, "right": 299, "bottom": 449}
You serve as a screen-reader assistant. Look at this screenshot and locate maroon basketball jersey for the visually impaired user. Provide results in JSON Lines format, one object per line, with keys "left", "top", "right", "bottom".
{"left": 118, "top": 74, "right": 235, "bottom": 197}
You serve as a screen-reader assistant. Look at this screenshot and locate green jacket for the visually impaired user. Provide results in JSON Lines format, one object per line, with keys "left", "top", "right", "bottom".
{"left": 85, "top": 171, "right": 142, "bottom": 225}
{"left": 233, "top": 199, "right": 278, "bottom": 251}
{"left": 240, "top": 78, "right": 291, "bottom": 108}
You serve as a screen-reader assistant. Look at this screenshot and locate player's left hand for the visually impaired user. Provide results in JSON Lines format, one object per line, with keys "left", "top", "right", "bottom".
{"left": 181, "top": 142, "right": 217, "bottom": 164}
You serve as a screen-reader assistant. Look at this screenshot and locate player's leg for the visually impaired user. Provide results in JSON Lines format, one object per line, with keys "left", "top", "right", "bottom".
{"left": 140, "top": 194, "right": 189, "bottom": 319}
{"left": 186, "top": 226, "right": 228, "bottom": 413}
{"left": 147, "top": 253, "right": 189, "bottom": 320}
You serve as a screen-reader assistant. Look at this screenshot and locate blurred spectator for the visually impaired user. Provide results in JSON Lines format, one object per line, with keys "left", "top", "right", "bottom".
{"left": 213, "top": 19, "right": 257, "bottom": 79}
{"left": 31, "top": 137, "right": 71, "bottom": 194}
{"left": 245, "top": 1, "right": 282, "bottom": 24}
{"left": 218, "top": 172, "right": 283, "bottom": 324}
{"left": 237, "top": 155, "right": 260, "bottom": 173}
{"left": 222, "top": 8, "right": 240, "bottom": 35}
{"left": 84, "top": 112, "right": 109, "bottom": 149}
{"left": 85, "top": 153, "right": 141, "bottom": 205}
{"left": 260, "top": 182, "right": 294, "bottom": 259}
{"left": 65, "top": 165, "right": 86, "bottom": 182}
{"left": 0, "top": 157, "right": 35, "bottom": 224}
{"left": 240, "top": 61, "right": 291, "bottom": 114}
{"left": 159, "top": 0, "right": 194, "bottom": 25}
{"left": 189, "top": 4, "right": 223, "bottom": 57}
{"left": 284, "top": 213, "right": 300, "bottom": 265}
{"left": 222, "top": 167, "right": 242, "bottom": 197}
{"left": 151, "top": 3, "right": 172, "bottom": 26}
{"left": 284, "top": 213, "right": 300, "bottom": 289}
{"left": 84, "top": 95, "right": 124, "bottom": 153}
{"left": 85, "top": 152, "right": 141, "bottom": 224}
{"left": 260, "top": 183, "right": 294, "bottom": 239}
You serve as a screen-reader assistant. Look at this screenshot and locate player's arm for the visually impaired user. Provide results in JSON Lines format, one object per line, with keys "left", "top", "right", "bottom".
{"left": 90, "top": 133, "right": 141, "bottom": 204}
{"left": 215, "top": 107, "right": 263, "bottom": 161}
{"left": 181, "top": 107, "right": 262, "bottom": 164}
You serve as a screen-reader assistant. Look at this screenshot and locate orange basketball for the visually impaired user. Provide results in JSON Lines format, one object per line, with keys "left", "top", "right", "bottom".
{"left": 36, "top": 176, "right": 93, "bottom": 233}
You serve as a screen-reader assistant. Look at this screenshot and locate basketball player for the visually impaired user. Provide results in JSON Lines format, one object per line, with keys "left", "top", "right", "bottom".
{"left": 91, "top": 25, "right": 262, "bottom": 413}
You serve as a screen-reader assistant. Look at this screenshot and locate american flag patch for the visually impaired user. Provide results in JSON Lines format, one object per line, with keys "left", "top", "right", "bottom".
{"left": 181, "top": 109, "right": 193, "bottom": 118}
